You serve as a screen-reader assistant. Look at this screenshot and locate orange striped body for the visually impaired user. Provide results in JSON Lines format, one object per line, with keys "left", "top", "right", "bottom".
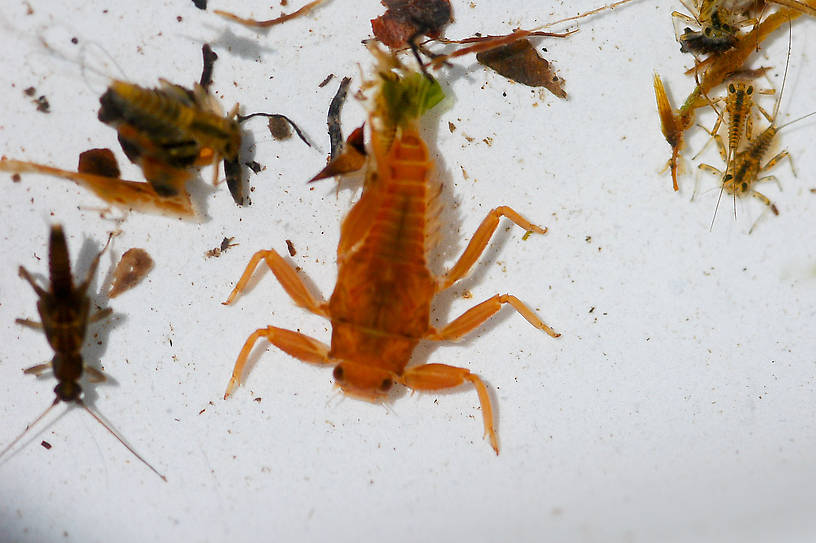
{"left": 328, "top": 125, "right": 437, "bottom": 384}
{"left": 221, "top": 51, "right": 557, "bottom": 451}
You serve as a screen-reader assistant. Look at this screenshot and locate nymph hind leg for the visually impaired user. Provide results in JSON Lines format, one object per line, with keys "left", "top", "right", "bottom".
{"left": 698, "top": 163, "right": 724, "bottom": 179}
{"left": 84, "top": 366, "right": 107, "bottom": 383}
{"left": 693, "top": 109, "right": 727, "bottom": 161}
{"left": 399, "top": 363, "right": 499, "bottom": 454}
{"left": 426, "top": 293, "right": 559, "bottom": 340}
{"left": 750, "top": 189, "right": 778, "bottom": 215}
{"left": 77, "top": 231, "right": 113, "bottom": 294}
{"left": 15, "top": 318, "right": 43, "bottom": 329}
{"left": 224, "top": 326, "right": 331, "bottom": 398}
{"left": 761, "top": 150, "right": 796, "bottom": 177}
{"left": 18, "top": 266, "right": 47, "bottom": 297}
{"left": 22, "top": 363, "right": 51, "bottom": 376}
{"left": 89, "top": 308, "right": 113, "bottom": 323}
{"left": 439, "top": 206, "right": 546, "bottom": 290}
{"left": 747, "top": 190, "right": 780, "bottom": 233}
{"left": 670, "top": 7, "right": 699, "bottom": 45}
{"left": 223, "top": 249, "right": 328, "bottom": 317}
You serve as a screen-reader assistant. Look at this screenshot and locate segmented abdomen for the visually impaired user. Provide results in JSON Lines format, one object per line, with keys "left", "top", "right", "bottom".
{"left": 328, "top": 127, "right": 439, "bottom": 356}
{"left": 726, "top": 86, "right": 750, "bottom": 152}
{"left": 748, "top": 125, "right": 777, "bottom": 160}
{"left": 364, "top": 130, "right": 435, "bottom": 265}
{"left": 730, "top": 125, "right": 778, "bottom": 194}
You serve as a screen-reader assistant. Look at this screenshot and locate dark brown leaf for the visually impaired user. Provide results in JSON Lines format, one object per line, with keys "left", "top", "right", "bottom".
{"left": 371, "top": 0, "right": 452, "bottom": 48}
{"left": 476, "top": 39, "right": 567, "bottom": 99}
{"left": 78, "top": 148, "right": 121, "bottom": 178}
{"left": 268, "top": 116, "right": 292, "bottom": 140}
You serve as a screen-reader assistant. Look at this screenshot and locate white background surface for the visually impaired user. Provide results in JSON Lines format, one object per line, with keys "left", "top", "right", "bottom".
{"left": 1, "top": 1, "right": 815, "bottom": 542}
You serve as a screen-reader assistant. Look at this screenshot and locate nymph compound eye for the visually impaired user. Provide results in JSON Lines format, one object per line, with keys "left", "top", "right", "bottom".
{"left": 379, "top": 378, "right": 394, "bottom": 393}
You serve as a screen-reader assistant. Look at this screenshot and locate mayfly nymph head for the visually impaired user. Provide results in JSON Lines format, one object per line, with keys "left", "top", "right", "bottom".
{"left": 728, "top": 81, "right": 754, "bottom": 97}
{"left": 722, "top": 172, "right": 750, "bottom": 196}
{"left": 332, "top": 362, "right": 394, "bottom": 399}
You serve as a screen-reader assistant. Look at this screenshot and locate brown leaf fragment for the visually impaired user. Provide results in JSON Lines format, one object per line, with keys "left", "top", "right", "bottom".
{"left": 371, "top": 0, "right": 452, "bottom": 48}
{"left": 109, "top": 248, "right": 154, "bottom": 298}
{"left": 476, "top": 39, "right": 567, "bottom": 99}
{"left": 286, "top": 239, "right": 296, "bottom": 256}
{"left": 268, "top": 116, "right": 292, "bottom": 140}
{"left": 371, "top": 15, "right": 417, "bottom": 48}
{"left": 78, "top": 148, "right": 121, "bottom": 178}
{"left": 318, "top": 74, "right": 335, "bottom": 88}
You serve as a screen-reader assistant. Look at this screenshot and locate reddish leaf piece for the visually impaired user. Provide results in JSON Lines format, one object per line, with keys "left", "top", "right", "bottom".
{"left": 476, "top": 39, "right": 566, "bottom": 99}
{"left": 78, "top": 148, "right": 121, "bottom": 178}
{"left": 371, "top": 0, "right": 452, "bottom": 48}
